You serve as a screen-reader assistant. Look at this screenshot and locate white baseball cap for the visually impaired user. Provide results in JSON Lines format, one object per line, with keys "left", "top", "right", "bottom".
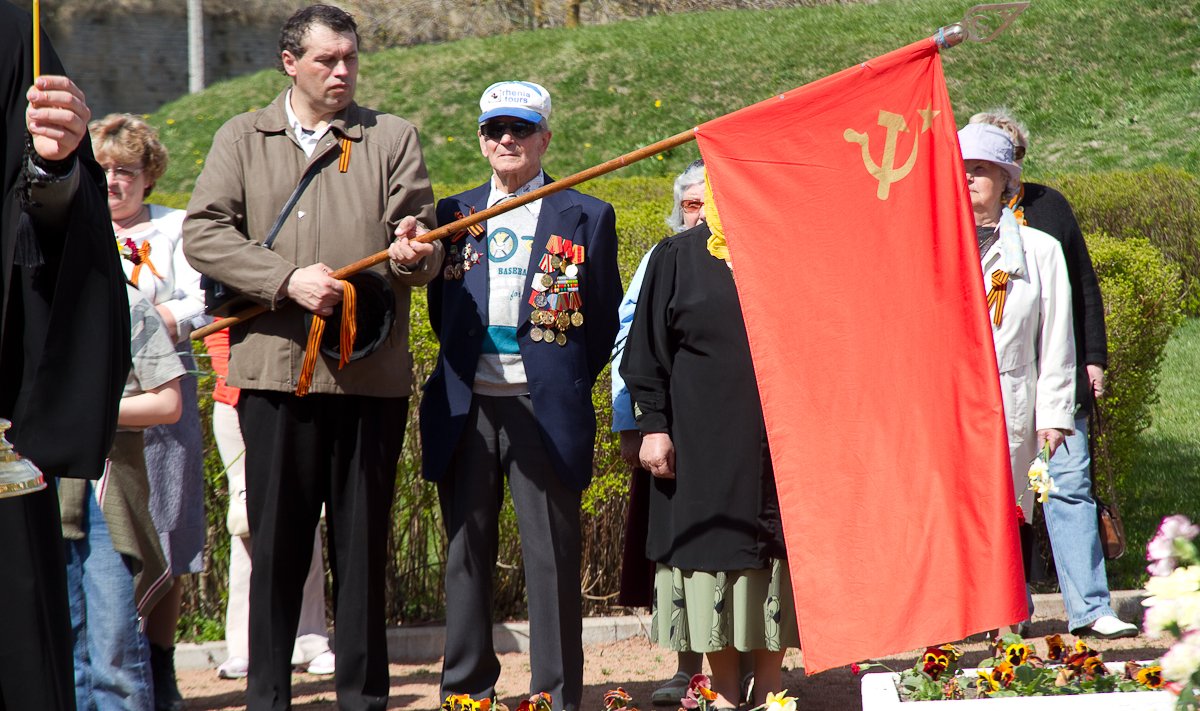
{"left": 478, "top": 81, "right": 552, "bottom": 126}
{"left": 958, "top": 123, "right": 1021, "bottom": 185}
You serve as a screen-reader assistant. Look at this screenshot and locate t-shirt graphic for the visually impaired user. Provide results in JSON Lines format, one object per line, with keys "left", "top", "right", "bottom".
{"left": 473, "top": 172, "right": 544, "bottom": 395}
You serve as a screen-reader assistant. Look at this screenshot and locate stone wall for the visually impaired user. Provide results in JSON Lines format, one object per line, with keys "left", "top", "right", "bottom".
{"left": 47, "top": 10, "right": 282, "bottom": 116}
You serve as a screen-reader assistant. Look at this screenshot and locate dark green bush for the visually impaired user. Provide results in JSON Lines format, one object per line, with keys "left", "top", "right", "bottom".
{"left": 1049, "top": 168, "right": 1200, "bottom": 315}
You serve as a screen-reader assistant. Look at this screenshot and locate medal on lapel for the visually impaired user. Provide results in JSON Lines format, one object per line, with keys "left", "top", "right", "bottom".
{"left": 442, "top": 242, "right": 481, "bottom": 281}
{"left": 527, "top": 234, "right": 585, "bottom": 345}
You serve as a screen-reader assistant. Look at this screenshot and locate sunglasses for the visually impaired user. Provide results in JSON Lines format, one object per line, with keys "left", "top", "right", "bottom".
{"left": 680, "top": 199, "right": 704, "bottom": 214}
{"left": 479, "top": 120, "right": 540, "bottom": 141}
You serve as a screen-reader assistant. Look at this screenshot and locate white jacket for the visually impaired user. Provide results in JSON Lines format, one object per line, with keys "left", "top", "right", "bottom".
{"left": 980, "top": 208, "right": 1076, "bottom": 507}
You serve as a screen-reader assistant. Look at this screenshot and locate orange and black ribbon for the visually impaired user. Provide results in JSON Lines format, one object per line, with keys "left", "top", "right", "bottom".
{"left": 449, "top": 207, "right": 486, "bottom": 243}
{"left": 338, "top": 138, "right": 352, "bottom": 173}
{"left": 466, "top": 207, "right": 485, "bottom": 237}
{"left": 986, "top": 269, "right": 1009, "bottom": 326}
{"left": 295, "top": 279, "right": 358, "bottom": 396}
{"left": 130, "top": 242, "right": 163, "bottom": 287}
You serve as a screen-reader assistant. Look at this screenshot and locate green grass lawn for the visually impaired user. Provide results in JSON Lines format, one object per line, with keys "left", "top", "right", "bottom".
{"left": 148, "top": 0, "right": 1199, "bottom": 194}
{"left": 1110, "top": 318, "right": 1200, "bottom": 588}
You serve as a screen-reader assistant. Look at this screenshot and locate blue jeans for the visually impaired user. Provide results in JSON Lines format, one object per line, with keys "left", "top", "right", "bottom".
{"left": 65, "top": 484, "right": 154, "bottom": 711}
{"left": 1044, "top": 413, "right": 1117, "bottom": 631}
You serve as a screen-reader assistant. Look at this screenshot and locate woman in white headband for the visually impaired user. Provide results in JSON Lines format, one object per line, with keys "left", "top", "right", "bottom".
{"left": 959, "top": 122, "right": 1077, "bottom": 628}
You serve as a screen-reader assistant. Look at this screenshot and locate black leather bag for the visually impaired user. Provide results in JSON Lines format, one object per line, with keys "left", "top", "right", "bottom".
{"left": 202, "top": 158, "right": 325, "bottom": 316}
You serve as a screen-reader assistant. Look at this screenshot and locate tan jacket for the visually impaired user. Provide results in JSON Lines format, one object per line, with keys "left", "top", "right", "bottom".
{"left": 184, "top": 90, "right": 439, "bottom": 397}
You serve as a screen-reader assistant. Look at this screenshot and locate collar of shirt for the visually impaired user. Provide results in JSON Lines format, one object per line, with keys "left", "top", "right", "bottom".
{"left": 284, "top": 89, "right": 329, "bottom": 158}
{"left": 487, "top": 171, "right": 546, "bottom": 210}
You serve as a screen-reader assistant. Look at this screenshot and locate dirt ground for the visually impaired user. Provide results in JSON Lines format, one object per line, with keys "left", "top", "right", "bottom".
{"left": 176, "top": 619, "right": 1173, "bottom": 710}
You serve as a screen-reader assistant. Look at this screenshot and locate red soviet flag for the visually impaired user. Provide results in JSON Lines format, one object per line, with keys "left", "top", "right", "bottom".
{"left": 695, "top": 38, "right": 1025, "bottom": 672}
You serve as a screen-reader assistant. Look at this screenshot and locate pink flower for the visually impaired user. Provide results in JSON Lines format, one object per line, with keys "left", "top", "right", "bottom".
{"left": 1147, "top": 515, "right": 1200, "bottom": 575}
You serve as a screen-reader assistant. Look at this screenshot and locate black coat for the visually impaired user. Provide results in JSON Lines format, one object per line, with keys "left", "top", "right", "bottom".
{"left": 1018, "top": 182, "right": 1107, "bottom": 412}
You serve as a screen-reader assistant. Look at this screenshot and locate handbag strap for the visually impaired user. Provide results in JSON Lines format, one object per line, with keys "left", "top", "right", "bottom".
{"left": 261, "top": 155, "right": 326, "bottom": 250}
{"left": 1088, "top": 399, "right": 1120, "bottom": 506}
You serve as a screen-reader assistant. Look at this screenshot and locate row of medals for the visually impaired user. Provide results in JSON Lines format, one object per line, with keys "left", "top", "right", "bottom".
{"left": 530, "top": 254, "right": 583, "bottom": 347}
{"left": 529, "top": 306, "right": 584, "bottom": 346}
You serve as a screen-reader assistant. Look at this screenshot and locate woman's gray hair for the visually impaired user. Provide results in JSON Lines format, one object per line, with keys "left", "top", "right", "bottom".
{"left": 665, "top": 159, "right": 706, "bottom": 233}
{"left": 969, "top": 109, "right": 1027, "bottom": 201}
{"left": 969, "top": 109, "right": 1029, "bottom": 164}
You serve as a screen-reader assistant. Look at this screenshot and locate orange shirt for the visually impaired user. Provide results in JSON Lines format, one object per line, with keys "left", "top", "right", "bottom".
{"left": 203, "top": 330, "right": 240, "bottom": 407}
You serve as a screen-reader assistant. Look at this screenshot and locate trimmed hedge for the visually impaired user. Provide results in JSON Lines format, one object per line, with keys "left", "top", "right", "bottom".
{"left": 1049, "top": 168, "right": 1200, "bottom": 315}
{"left": 1086, "top": 234, "right": 1184, "bottom": 481}
{"left": 172, "top": 170, "right": 1189, "bottom": 639}
{"left": 1083, "top": 233, "right": 1184, "bottom": 588}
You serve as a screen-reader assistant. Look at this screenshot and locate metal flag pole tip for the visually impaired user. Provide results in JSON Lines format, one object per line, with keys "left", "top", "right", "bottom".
{"left": 962, "top": 2, "right": 1031, "bottom": 43}
{"left": 935, "top": 24, "right": 967, "bottom": 49}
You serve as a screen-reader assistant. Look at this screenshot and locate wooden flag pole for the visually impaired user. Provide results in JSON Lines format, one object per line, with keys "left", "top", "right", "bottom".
{"left": 189, "top": 5, "right": 1009, "bottom": 341}
{"left": 190, "top": 126, "right": 698, "bottom": 339}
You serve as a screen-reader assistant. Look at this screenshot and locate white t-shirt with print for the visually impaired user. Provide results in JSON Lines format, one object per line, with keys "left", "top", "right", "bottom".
{"left": 473, "top": 172, "right": 545, "bottom": 396}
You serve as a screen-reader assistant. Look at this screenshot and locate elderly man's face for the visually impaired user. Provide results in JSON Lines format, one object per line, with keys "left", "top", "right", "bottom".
{"left": 282, "top": 23, "right": 358, "bottom": 119}
{"left": 479, "top": 117, "right": 551, "bottom": 187}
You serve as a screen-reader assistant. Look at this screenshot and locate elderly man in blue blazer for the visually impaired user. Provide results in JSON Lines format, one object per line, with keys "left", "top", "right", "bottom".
{"left": 420, "top": 81, "right": 622, "bottom": 711}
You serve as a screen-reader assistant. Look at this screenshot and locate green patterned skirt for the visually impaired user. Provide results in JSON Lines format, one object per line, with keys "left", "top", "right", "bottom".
{"left": 650, "top": 559, "right": 800, "bottom": 653}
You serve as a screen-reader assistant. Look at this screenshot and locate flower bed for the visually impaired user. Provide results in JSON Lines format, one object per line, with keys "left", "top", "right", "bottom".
{"left": 861, "top": 661, "right": 1172, "bottom": 710}
{"left": 858, "top": 634, "right": 1169, "bottom": 709}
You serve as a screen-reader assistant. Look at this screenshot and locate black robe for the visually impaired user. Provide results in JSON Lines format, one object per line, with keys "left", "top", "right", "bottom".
{"left": 620, "top": 224, "right": 785, "bottom": 572}
{"left": 0, "top": 3, "right": 130, "bottom": 708}
{"left": 1, "top": 3, "right": 129, "bottom": 479}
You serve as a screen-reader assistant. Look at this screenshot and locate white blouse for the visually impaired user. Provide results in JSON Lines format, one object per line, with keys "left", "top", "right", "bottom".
{"left": 979, "top": 207, "right": 1076, "bottom": 432}
{"left": 118, "top": 204, "right": 208, "bottom": 342}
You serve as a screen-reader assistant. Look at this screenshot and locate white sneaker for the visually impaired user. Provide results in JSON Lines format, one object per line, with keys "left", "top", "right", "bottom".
{"left": 1077, "top": 615, "right": 1138, "bottom": 639}
{"left": 217, "top": 656, "right": 249, "bottom": 680}
{"left": 306, "top": 650, "right": 336, "bottom": 676}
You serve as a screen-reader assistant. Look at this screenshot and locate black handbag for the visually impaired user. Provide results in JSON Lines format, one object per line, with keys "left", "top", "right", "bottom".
{"left": 1088, "top": 400, "right": 1127, "bottom": 560}
{"left": 201, "top": 158, "right": 325, "bottom": 316}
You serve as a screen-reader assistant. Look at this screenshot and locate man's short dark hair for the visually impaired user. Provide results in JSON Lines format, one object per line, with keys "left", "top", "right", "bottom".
{"left": 277, "top": 4, "right": 360, "bottom": 74}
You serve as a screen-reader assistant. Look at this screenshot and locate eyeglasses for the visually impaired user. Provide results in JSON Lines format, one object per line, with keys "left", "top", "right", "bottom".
{"left": 101, "top": 165, "right": 143, "bottom": 182}
{"left": 680, "top": 199, "right": 704, "bottom": 214}
{"left": 479, "top": 120, "right": 540, "bottom": 141}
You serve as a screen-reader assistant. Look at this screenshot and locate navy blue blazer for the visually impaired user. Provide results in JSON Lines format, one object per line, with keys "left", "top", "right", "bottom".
{"left": 419, "top": 178, "right": 622, "bottom": 492}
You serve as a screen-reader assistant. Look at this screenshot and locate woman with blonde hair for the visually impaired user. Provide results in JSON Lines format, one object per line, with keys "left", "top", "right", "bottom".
{"left": 90, "top": 113, "right": 209, "bottom": 711}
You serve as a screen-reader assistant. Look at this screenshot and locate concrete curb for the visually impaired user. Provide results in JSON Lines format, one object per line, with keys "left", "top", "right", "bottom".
{"left": 176, "top": 613, "right": 655, "bottom": 671}
{"left": 175, "top": 591, "right": 1149, "bottom": 672}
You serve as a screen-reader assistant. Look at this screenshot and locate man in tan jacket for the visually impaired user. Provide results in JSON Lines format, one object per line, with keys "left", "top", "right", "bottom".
{"left": 183, "top": 5, "right": 438, "bottom": 710}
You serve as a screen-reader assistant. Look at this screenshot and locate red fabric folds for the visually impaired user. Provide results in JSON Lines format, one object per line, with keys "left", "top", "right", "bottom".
{"left": 695, "top": 38, "right": 1025, "bottom": 673}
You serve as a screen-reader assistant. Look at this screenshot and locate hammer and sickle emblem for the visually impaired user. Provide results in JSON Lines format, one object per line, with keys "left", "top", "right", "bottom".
{"left": 844, "top": 110, "right": 919, "bottom": 201}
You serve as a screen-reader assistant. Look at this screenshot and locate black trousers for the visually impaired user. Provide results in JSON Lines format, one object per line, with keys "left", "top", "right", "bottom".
{"left": 437, "top": 395, "right": 583, "bottom": 711}
{"left": 239, "top": 390, "right": 407, "bottom": 711}
{"left": 0, "top": 482, "right": 75, "bottom": 710}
